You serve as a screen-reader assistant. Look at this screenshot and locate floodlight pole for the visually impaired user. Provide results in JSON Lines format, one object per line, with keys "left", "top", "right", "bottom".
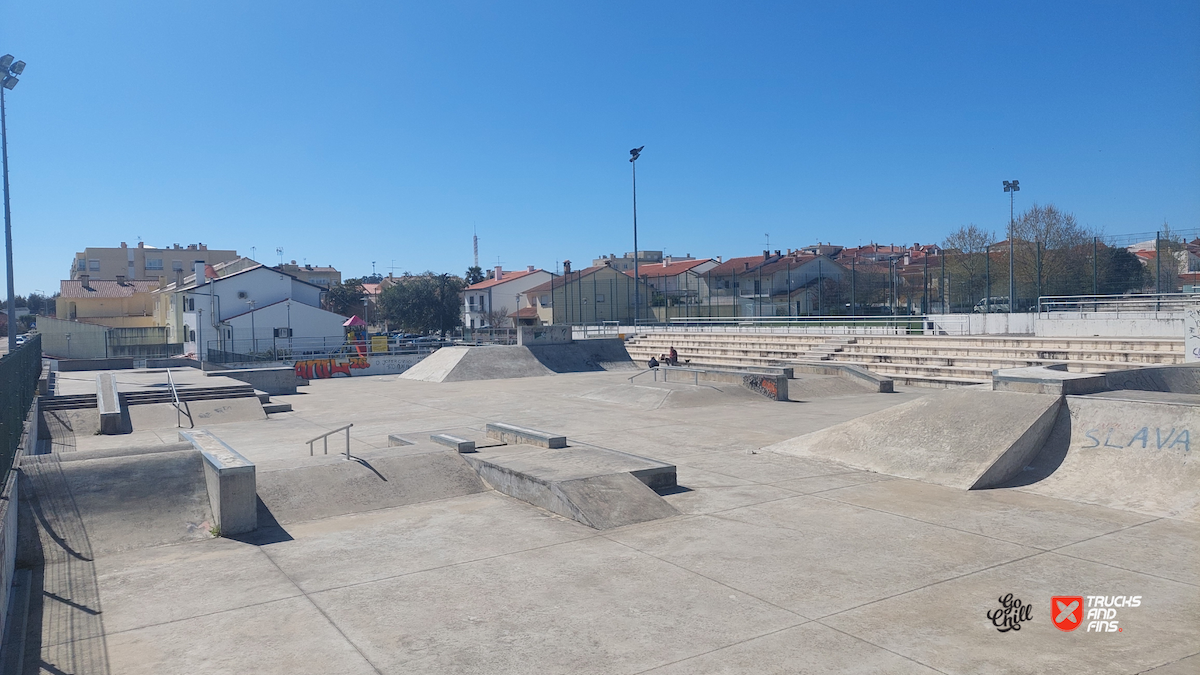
{"left": 1003, "top": 180, "right": 1019, "bottom": 313}
{"left": 2, "top": 84, "right": 14, "bottom": 352}
{"left": 630, "top": 147, "right": 642, "bottom": 325}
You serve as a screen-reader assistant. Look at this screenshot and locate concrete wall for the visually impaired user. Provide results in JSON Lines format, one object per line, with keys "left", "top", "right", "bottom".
{"left": 1184, "top": 307, "right": 1198, "bottom": 362}
{"left": 1034, "top": 312, "right": 1189, "bottom": 338}
{"left": 0, "top": 397, "right": 39, "bottom": 646}
{"left": 517, "top": 325, "right": 572, "bottom": 346}
{"left": 286, "top": 353, "right": 425, "bottom": 379}
{"left": 179, "top": 430, "right": 257, "bottom": 535}
{"left": 208, "top": 367, "right": 298, "bottom": 395}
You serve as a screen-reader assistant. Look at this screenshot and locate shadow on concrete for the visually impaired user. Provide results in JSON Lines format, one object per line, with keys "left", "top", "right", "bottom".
{"left": 992, "top": 408, "right": 1071, "bottom": 489}
{"left": 351, "top": 457, "right": 389, "bottom": 482}
{"left": 655, "top": 485, "right": 694, "bottom": 497}
{"left": 228, "top": 497, "right": 294, "bottom": 546}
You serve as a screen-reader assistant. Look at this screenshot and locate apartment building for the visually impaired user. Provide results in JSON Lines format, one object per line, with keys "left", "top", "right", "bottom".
{"left": 69, "top": 242, "right": 237, "bottom": 282}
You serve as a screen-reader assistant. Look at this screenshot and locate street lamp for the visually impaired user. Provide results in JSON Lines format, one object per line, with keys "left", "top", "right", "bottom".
{"left": 1003, "top": 179, "right": 1019, "bottom": 313}
{"left": 633, "top": 145, "right": 643, "bottom": 324}
{"left": 2, "top": 54, "right": 27, "bottom": 353}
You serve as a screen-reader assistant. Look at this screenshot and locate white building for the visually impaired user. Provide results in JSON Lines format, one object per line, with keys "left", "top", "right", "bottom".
{"left": 462, "top": 266, "right": 555, "bottom": 329}
{"left": 155, "top": 260, "right": 348, "bottom": 360}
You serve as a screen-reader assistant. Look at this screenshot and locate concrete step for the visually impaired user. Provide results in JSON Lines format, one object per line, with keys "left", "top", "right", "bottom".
{"left": 262, "top": 402, "right": 293, "bottom": 414}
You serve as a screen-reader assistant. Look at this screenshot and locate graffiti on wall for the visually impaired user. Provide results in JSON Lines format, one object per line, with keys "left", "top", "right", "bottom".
{"left": 294, "top": 356, "right": 370, "bottom": 379}
{"left": 743, "top": 374, "right": 782, "bottom": 400}
{"left": 1082, "top": 427, "right": 1190, "bottom": 453}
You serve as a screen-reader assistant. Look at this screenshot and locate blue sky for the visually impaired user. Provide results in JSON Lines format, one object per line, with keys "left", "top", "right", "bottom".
{"left": 3, "top": 1, "right": 1198, "bottom": 295}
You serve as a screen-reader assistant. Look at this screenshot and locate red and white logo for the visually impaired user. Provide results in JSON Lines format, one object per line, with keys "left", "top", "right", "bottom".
{"left": 1052, "top": 596, "right": 1084, "bottom": 632}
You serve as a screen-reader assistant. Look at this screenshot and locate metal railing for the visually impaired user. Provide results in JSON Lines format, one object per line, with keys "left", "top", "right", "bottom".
{"left": 629, "top": 366, "right": 702, "bottom": 386}
{"left": 652, "top": 315, "right": 959, "bottom": 335}
{"left": 308, "top": 423, "right": 353, "bottom": 459}
{"left": 0, "top": 334, "right": 42, "bottom": 484}
{"left": 1037, "top": 293, "right": 1200, "bottom": 314}
{"left": 165, "top": 368, "right": 193, "bottom": 429}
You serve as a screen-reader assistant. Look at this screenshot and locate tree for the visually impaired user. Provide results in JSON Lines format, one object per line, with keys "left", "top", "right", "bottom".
{"left": 1011, "top": 203, "right": 1095, "bottom": 298}
{"left": 942, "top": 224, "right": 995, "bottom": 309}
{"left": 1097, "top": 245, "right": 1149, "bottom": 295}
{"left": 482, "top": 306, "right": 511, "bottom": 328}
{"left": 378, "top": 272, "right": 466, "bottom": 335}
{"left": 1152, "top": 220, "right": 1187, "bottom": 292}
{"left": 465, "top": 266, "right": 485, "bottom": 285}
{"left": 324, "top": 278, "right": 366, "bottom": 317}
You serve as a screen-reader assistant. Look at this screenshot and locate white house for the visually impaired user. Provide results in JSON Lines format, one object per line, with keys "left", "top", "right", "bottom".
{"left": 155, "top": 260, "right": 348, "bottom": 360}
{"left": 462, "top": 266, "right": 555, "bottom": 329}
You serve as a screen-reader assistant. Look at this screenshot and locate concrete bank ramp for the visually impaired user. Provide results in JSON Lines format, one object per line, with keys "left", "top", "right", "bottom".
{"left": 767, "top": 389, "right": 1062, "bottom": 490}
{"left": 255, "top": 449, "right": 488, "bottom": 524}
{"left": 400, "top": 340, "right": 635, "bottom": 383}
{"left": 18, "top": 448, "right": 214, "bottom": 564}
{"left": 1006, "top": 395, "right": 1200, "bottom": 521}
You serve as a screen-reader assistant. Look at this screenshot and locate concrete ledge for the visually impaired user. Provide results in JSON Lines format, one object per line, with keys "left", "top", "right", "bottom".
{"left": 54, "top": 358, "right": 136, "bottom": 372}
{"left": 178, "top": 429, "right": 257, "bottom": 535}
{"left": 658, "top": 366, "right": 790, "bottom": 401}
{"left": 430, "top": 434, "right": 476, "bottom": 453}
{"left": 387, "top": 434, "right": 414, "bottom": 447}
{"left": 790, "top": 361, "right": 894, "bottom": 393}
{"left": 96, "top": 373, "right": 123, "bottom": 435}
{"left": 486, "top": 423, "right": 567, "bottom": 448}
{"left": 992, "top": 365, "right": 1108, "bottom": 395}
{"left": 207, "top": 366, "right": 299, "bottom": 395}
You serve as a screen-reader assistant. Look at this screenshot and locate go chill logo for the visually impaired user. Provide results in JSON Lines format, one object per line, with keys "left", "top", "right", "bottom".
{"left": 1053, "top": 595, "right": 1141, "bottom": 632}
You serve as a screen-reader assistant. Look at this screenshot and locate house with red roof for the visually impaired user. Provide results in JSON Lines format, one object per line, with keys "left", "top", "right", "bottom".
{"left": 462, "top": 266, "right": 555, "bottom": 329}
{"left": 520, "top": 261, "right": 653, "bottom": 325}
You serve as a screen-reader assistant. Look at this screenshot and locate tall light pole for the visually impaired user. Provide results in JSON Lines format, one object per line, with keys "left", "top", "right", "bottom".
{"left": 1003, "top": 179, "right": 1019, "bottom": 313}
{"left": 2, "top": 54, "right": 27, "bottom": 352}
{"left": 633, "top": 146, "right": 643, "bottom": 324}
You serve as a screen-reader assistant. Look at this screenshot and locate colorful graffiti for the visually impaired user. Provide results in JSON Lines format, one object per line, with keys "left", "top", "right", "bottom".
{"left": 294, "top": 356, "right": 370, "bottom": 379}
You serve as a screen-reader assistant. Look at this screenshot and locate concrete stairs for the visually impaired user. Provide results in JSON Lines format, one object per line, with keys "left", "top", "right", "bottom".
{"left": 625, "top": 332, "right": 1185, "bottom": 388}
{"left": 255, "top": 389, "right": 293, "bottom": 414}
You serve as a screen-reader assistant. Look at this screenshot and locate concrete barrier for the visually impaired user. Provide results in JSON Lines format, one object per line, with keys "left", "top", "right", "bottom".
{"left": 430, "top": 434, "right": 476, "bottom": 453}
{"left": 789, "top": 362, "right": 893, "bottom": 393}
{"left": 992, "top": 365, "right": 1109, "bottom": 395}
{"left": 207, "top": 366, "right": 299, "bottom": 395}
{"left": 96, "top": 373, "right": 123, "bottom": 435}
{"left": 54, "top": 358, "right": 136, "bottom": 372}
{"left": 178, "top": 430, "right": 257, "bottom": 535}
{"left": 485, "top": 423, "right": 567, "bottom": 448}
{"left": 657, "top": 366, "right": 790, "bottom": 401}
{"left": 387, "top": 434, "right": 413, "bottom": 447}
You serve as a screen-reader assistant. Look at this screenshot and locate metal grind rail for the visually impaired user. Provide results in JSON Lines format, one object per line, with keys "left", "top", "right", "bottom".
{"left": 628, "top": 366, "right": 701, "bottom": 386}
{"left": 308, "top": 423, "right": 353, "bottom": 459}
{"left": 165, "top": 368, "right": 194, "bottom": 429}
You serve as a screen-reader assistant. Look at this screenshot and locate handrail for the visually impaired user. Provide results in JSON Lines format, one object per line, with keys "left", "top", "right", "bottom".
{"left": 628, "top": 368, "right": 657, "bottom": 384}
{"left": 165, "top": 368, "right": 193, "bottom": 429}
{"left": 1037, "top": 293, "right": 1200, "bottom": 314}
{"left": 308, "top": 423, "right": 353, "bottom": 459}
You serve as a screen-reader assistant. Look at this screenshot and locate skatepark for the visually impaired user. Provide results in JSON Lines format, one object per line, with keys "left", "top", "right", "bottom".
{"left": 1, "top": 330, "right": 1197, "bottom": 675}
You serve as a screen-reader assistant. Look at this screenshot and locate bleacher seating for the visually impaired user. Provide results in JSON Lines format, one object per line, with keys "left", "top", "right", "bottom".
{"left": 625, "top": 331, "right": 1185, "bottom": 388}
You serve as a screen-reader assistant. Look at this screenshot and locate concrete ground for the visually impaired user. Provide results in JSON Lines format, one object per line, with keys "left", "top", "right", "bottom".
{"left": 21, "top": 370, "right": 1200, "bottom": 674}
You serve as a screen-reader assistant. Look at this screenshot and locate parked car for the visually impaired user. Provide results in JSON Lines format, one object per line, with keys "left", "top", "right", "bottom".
{"left": 14, "top": 334, "right": 27, "bottom": 346}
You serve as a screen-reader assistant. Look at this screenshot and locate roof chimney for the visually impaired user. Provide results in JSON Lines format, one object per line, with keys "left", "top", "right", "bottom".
{"left": 527, "top": 265, "right": 535, "bottom": 273}
{"left": 138, "top": 241, "right": 145, "bottom": 248}
{"left": 116, "top": 275, "right": 126, "bottom": 285}
{"left": 763, "top": 250, "right": 769, "bottom": 258}
{"left": 79, "top": 274, "right": 90, "bottom": 288}
{"left": 175, "top": 269, "right": 184, "bottom": 287}
{"left": 120, "top": 241, "right": 127, "bottom": 248}
{"left": 494, "top": 266, "right": 503, "bottom": 281}
{"left": 194, "top": 261, "right": 206, "bottom": 285}
{"left": 662, "top": 260, "right": 669, "bottom": 267}
{"left": 563, "top": 260, "right": 572, "bottom": 274}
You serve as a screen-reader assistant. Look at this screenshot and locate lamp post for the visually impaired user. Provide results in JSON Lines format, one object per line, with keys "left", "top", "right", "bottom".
{"left": 2, "top": 54, "right": 27, "bottom": 353}
{"left": 1003, "top": 179, "right": 1019, "bottom": 313}
{"left": 633, "top": 145, "right": 643, "bottom": 324}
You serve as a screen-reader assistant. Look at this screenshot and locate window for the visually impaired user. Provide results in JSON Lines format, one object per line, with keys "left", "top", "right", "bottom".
{"left": 88, "top": 259, "right": 101, "bottom": 271}
{"left": 539, "top": 295, "right": 550, "bottom": 306}
{"left": 468, "top": 296, "right": 476, "bottom": 307}
{"left": 172, "top": 260, "right": 183, "bottom": 271}
{"left": 596, "top": 294, "right": 605, "bottom": 303}
{"left": 146, "top": 258, "right": 163, "bottom": 270}
{"left": 76, "top": 258, "right": 86, "bottom": 271}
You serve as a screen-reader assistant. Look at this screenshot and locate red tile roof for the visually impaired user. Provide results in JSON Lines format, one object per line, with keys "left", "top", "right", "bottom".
{"left": 509, "top": 306, "right": 539, "bottom": 318}
{"left": 637, "top": 259, "right": 713, "bottom": 277}
{"left": 524, "top": 266, "right": 631, "bottom": 294}
{"left": 466, "top": 269, "right": 546, "bottom": 290}
{"left": 59, "top": 279, "right": 160, "bottom": 299}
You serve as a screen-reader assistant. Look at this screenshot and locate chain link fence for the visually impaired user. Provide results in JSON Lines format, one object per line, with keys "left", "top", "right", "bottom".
{"left": 0, "top": 334, "right": 42, "bottom": 483}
